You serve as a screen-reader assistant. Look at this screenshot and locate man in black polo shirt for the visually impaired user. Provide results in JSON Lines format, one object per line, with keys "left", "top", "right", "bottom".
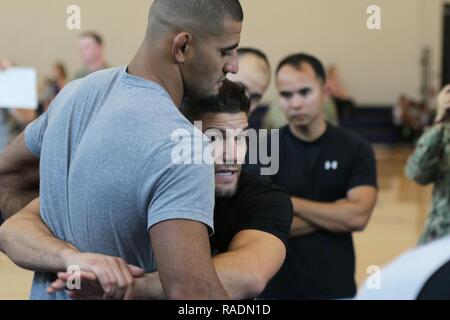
{"left": 259, "top": 53, "right": 378, "bottom": 300}
{"left": 3, "top": 80, "right": 293, "bottom": 300}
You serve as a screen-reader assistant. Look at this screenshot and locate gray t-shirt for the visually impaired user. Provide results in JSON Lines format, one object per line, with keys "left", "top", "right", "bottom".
{"left": 24, "top": 67, "right": 215, "bottom": 300}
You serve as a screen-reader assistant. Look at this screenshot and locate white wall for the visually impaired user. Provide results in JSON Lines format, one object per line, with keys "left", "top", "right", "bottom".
{"left": 0, "top": 0, "right": 447, "bottom": 106}
{"left": 240, "top": 0, "right": 445, "bottom": 105}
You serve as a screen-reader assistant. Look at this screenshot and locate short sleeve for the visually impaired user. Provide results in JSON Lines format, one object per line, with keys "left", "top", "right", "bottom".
{"left": 347, "top": 139, "right": 378, "bottom": 190}
{"left": 141, "top": 134, "right": 215, "bottom": 234}
{"left": 24, "top": 111, "right": 49, "bottom": 158}
{"left": 236, "top": 183, "right": 293, "bottom": 247}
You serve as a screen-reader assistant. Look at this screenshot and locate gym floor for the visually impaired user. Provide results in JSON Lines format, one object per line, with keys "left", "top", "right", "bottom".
{"left": 0, "top": 145, "right": 432, "bottom": 300}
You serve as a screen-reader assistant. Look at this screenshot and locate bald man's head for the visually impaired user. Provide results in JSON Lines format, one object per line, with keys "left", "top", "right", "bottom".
{"left": 148, "top": 0, "right": 243, "bottom": 39}
{"left": 227, "top": 48, "right": 271, "bottom": 113}
{"left": 133, "top": 0, "right": 242, "bottom": 103}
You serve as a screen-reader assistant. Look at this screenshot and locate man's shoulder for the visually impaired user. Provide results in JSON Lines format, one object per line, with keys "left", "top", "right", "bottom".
{"left": 74, "top": 66, "right": 121, "bottom": 80}
{"left": 59, "top": 67, "right": 123, "bottom": 101}
{"left": 329, "top": 124, "right": 373, "bottom": 151}
{"left": 237, "top": 172, "right": 291, "bottom": 203}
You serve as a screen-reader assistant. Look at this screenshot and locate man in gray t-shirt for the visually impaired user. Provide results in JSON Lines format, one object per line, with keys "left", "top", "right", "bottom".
{"left": 24, "top": 67, "right": 215, "bottom": 299}
{"left": 0, "top": 0, "right": 243, "bottom": 300}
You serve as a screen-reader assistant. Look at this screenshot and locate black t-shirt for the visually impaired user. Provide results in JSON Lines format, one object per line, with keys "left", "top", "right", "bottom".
{"left": 210, "top": 172, "right": 293, "bottom": 255}
{"left": 260, "top": 124, "right": 377, "bottom": 300}
{"left": 417, "top": 260, "right": 450, "bottom": 300}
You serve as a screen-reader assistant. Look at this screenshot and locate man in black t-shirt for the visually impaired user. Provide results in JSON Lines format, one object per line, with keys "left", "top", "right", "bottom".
{"left": 189, "top": 80, "right": 293, "bottom": 299}
{"left": 259, "top": 53, "right": 378, "bottom": 300}
{"left": 26, "top": 80, "right": 293, "bottom": 300}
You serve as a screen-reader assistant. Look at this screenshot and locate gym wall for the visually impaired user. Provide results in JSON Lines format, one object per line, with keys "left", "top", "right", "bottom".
{"left": 0, "top": 0, "right": 447, "bottom": 105}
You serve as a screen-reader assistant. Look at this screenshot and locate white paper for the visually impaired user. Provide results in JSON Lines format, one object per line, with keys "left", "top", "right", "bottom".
{"left": 0, "top": 67, "right": 38, "bottom": 110}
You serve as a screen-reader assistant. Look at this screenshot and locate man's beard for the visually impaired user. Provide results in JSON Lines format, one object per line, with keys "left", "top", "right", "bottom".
{"left": 215, "top": 166, "right": 242, "bottom": 199}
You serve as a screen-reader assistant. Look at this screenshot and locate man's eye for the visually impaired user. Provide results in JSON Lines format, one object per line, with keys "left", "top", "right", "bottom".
{"left": 280, "top": 92, "right": 292, "bottom": 99}
{"left": 209, "top": 136, "right": 223, "bottom": 143}
{"left": 221, "top": 50, "right": 233, "bottom": 57}
{"left": 299, "top": 89, "right": 311, "bottom": 96}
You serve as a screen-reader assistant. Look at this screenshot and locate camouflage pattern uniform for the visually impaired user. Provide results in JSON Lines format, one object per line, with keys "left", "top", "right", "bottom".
{"left": 405, "top": 123, "right": 450, "bottom": 245}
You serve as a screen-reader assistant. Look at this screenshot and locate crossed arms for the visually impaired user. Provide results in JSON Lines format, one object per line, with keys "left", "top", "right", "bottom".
{"left": 289, "top": 186, "right": 378, "bottom": 236}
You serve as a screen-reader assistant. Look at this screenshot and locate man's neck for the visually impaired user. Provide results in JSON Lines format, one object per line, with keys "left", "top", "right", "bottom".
{"left": 127, "top": 44, "right": 184, "bottom": 107}
{"left": 289, "top": 118, "right": 327, "bottom": 143}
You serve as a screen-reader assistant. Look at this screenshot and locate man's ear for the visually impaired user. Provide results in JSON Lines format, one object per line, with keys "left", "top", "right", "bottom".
{"left": 172, "top": 32, "right": 191, "bottom": 64}
{"left": 322, "top": 82, "right": 331, "bottom": 98}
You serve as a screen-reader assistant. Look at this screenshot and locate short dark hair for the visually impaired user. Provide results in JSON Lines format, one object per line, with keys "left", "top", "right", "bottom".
{"left": 184, "top": 80, "right": 250, "bottom": 120}
{"left": 150, "top": 0, "right": 243, "bottom": 36}
{"left": 276, "top": 53, "right": 326, "bottom": 84}
{"left": 79, "top": 31, "right": 103, "bottom": 46}
{"left": 238, "top": 47, "right": 270, "bottom": 68}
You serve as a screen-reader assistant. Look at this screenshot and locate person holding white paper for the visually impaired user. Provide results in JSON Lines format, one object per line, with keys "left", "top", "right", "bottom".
{"left": 0, "top": 57, "right": 36, "bottom": 152}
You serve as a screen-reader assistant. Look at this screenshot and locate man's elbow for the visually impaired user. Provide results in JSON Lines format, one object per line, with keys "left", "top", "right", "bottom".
{"left": 347, "top": 212, "right": 371, "bottom": 232}
{"left": 245, "top": 255, "right": 286, "bottom": 298}
{"left": 0, "top": 220, "right": 11, "bottom": 253}
{"left": 248, "top": 273, "right": 270, "bottom": 298}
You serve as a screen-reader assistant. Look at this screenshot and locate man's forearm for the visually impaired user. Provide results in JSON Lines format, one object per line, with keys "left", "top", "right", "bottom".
{"left": 0, "top": 200, "right": 76, "bottom": 272}
{"left": 134, "top": 272, "right": 166, "bottom": 300}
{"left": 292, "top": 197, "right": 363, "bottom": 233}
{"left": 134, "top": 253, "right": 264, "bottom": 300}
{"left": 290, "top": 216, "right": 317, "bottom": 237}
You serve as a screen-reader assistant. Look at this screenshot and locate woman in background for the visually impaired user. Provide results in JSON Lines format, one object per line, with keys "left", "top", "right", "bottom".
{"left": 42, "top": 62, "right": 68, "bottom": 112}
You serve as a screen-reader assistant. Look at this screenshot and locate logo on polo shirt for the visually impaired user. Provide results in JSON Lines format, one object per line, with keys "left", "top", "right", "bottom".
{"left": 325, "top": 161, "right": 338, "bottom": 171}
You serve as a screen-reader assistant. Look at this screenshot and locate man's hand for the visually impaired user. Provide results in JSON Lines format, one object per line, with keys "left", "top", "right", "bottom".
{"left": 435, "top": 84, "right": 450, "bottom": 123}
{"left": 49, "top": 250, "right": 145, "bottom": 300}
{"left": 50, "top": 270, "right": 163, "bottom": 300}
{"left": 49, "top": 271, "right": 106, "bottom": 300}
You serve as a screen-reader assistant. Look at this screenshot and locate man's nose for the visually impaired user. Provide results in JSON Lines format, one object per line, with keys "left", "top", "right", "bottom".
{"left": 224, "top": 52, "right": 239, "bottom": 75}
{"left": 223, "top": 138, "right": 238, "bottom": 164}
{"left": 290, "top": 94, "right": 304, "bottom": 110}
